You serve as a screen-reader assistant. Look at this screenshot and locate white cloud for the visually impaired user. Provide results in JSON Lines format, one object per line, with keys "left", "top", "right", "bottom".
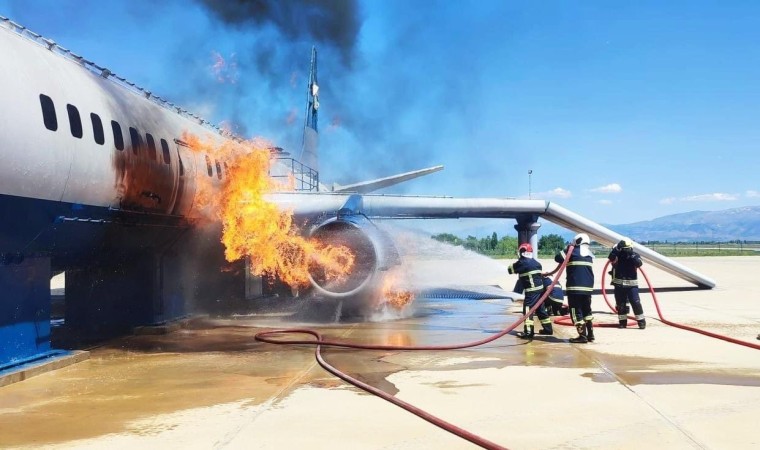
{"left": 534, "top": 187, "right": 572, "bottom": 199}
{"left": 590, "top": 183, "right": 622, "bottom": 193}
{"left": 682, "top": 193, "right": 737, "bottom": 202}
{"left": 598, "top": 199, "right": 613, "bottom": 205}
{"left": 746, "top": 190, "right": 760, "bottom": 198}
{"left": 660, "top": 193, "right": 737, "bottom": 204}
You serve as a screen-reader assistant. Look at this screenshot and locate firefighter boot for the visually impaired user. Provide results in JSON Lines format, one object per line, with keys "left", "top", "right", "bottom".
{"left": 569, "top": 322, "right": 588, "bottom": 343}
{"left": 618, "top": 320, "right": 627, "bottom": 329}
{"left": 517, "top": 324, "right": 534, "bottom": 339}
{"left": 585, "top": 321, "right": 595, "bottom": 342}
{"left": 638, "top": 319, "right": 647, "bottom": 329}
{"left": 538, "top": 323, "right": 553, "bottom": 336}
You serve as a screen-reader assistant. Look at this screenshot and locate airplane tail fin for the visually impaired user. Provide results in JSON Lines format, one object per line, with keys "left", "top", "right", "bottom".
{"left": 299, "top": 46, "right": 319, "bottom": 175}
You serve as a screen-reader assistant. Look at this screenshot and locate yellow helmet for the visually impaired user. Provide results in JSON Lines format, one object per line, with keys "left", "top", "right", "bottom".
{"left": 618, "top": 238, "right": 633, "bottom": 249}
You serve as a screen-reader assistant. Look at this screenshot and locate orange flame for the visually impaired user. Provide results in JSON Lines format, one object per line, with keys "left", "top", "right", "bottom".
{"left": 381, "top": 271, "right": 415, "bottom": 309}
{"left": 184, "top": 133, "right": 354, "bottom": 288}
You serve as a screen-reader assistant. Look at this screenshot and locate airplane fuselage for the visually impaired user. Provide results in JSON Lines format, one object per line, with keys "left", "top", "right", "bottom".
{"left": 0, "top": 19, "right": 299, "bottom": 268}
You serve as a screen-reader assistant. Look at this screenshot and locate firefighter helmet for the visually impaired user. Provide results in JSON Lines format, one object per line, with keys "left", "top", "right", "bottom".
{"left": 518, "top": 243, "right": 533, "bottom": 254}
{"left": 618, "top": 238, "right": 633, "bottom": 249}
{"left": 574, "top": 233, "right": 590, "bottom": 245}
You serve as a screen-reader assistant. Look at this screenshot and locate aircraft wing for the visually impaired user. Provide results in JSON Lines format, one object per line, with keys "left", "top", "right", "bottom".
{"left": 267, "top": 192, "right": 545, "bottom": 219}
{"left": 265, "top": 192, "right": 717, "bottom": 289}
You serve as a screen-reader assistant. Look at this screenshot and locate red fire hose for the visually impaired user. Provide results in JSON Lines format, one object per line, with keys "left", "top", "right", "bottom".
{"left": 600, "top": 260, "right": 760, "bottom": 351}
{"left": 554, "top": 258, "right": 760, "bottom": 350}
{"left": 254, "top": 246, "right": 575, "bottom": 450}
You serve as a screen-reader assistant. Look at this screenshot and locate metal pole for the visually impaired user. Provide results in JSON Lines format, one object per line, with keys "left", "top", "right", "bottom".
{"left": 528, "top": 169, "right": 532, "bottom": 199}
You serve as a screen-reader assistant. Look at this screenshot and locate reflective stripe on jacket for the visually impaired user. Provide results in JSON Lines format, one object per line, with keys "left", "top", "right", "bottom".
{"left": 555, "top": 246, "right": 595, "bottom": 293}
{"left": 508, "top": 256, "right": 544, "bottom": 293}
{"left": 608, "top": 248, "right": 642, "bottom": 287}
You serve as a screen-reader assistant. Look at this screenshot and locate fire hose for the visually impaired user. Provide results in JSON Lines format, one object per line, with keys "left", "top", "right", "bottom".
{"left": 254, "top": 245, "right": 575, "bottom": 450}
{"left": 553, "top": 259, "right": 760, "bottom": 350}
{"left": 606, "top": 260, "right": 760, "bottom": 350}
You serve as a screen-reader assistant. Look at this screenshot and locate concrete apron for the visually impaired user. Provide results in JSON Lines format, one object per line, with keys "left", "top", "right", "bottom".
{"left": 0, "top": 256, "right": 757, "bottom": 449}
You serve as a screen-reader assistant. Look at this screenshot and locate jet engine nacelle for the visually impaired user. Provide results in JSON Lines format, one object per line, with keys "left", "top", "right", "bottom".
{"left": 307, "top": 215, "right": 400, "bottom": 299}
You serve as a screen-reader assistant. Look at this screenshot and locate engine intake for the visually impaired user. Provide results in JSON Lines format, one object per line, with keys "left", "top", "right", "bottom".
{"left": 307, "top": 215, "right": 399, "bottom": 298}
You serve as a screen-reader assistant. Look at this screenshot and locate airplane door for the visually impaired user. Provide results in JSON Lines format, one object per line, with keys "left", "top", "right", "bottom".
{"left": 170, "top": 140, "right": 197, "bottom": 216}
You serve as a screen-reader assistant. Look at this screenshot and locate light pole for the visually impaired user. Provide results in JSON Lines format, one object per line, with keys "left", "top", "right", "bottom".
{"left": 528, "top": 169, "right": 533, "bottom": 199}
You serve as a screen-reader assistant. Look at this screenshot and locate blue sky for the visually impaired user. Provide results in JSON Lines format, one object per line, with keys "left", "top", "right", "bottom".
{"left": 3, "top": 0, "right": 760, "bottom": 234}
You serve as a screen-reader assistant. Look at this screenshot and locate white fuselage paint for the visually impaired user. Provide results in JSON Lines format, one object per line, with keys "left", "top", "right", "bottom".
{"left": 0, "top": 20, "right": 298, "bottom": 218}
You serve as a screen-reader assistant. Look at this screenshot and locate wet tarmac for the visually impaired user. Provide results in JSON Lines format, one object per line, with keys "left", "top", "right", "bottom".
{"left": 1, "top": 256, "right": 760, "bottom": 449}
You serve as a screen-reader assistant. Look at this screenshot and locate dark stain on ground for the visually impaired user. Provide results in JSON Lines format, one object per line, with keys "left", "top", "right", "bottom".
{"left": 113, "top": 327, "right": 265, "bottom": 353}
{"left": 320, "top": 349, "right": 407, "bottom": 396}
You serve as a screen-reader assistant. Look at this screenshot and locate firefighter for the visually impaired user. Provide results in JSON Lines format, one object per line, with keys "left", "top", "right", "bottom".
{"left": 542, "top": 276, "right": 567, "bottom": 316}
{"left": 508, "top": 243, "right": 553, "bottom": 338}
{"left": 609, "top": 238, "right": 646, "bottom": 329}
{"left": 548, "top": 233, "right": 595, "bottom": 343}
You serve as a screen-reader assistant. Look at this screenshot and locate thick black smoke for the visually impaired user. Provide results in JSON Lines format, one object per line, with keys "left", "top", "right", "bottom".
{"left": 188, "top": 0, "right": 475, "bottom": 190}
{"left": 197, "top": 0, "right": 360, "bottom": 68}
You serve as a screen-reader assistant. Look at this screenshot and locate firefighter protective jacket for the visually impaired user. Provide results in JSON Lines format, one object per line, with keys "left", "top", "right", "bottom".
{"left": 608, "top": 248, "right": 642, "bottom": 287}
{"left": 555, "top": 246, "right": 595, "bottom": 294}
{"left": 508, "top": 256, "right": 544, "bottom": 293}
{"left": 542, "top": 278, "right": 564, "bottom": 303}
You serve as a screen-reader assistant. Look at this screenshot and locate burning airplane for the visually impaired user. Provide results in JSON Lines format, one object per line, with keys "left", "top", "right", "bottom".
{"left": 0, "top": 17, "right": 714, "bottom": 370}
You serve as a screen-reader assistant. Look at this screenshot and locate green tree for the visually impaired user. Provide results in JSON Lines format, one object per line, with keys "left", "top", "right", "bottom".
{"left": 538, "top": 234, "right": 566, "bottom": 255}
{"left": 496, "top": 236, "right": 519, "bottom": 256}
{"left": 431, "top": 232, "right": 520, "bottom": 257}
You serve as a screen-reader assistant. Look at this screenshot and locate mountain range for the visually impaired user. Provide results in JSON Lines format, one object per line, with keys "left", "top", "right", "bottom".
{"left": 607, "top": 206, "right": 760, "bottom": 242}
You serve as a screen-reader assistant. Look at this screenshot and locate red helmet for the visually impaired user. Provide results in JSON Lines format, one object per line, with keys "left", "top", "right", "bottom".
{"left": 518, "top": 243, "right": 533, "bottom": 254}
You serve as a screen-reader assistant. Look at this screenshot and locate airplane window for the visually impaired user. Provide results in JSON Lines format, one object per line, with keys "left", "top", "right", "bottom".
{"left": 205, "top": 155, "right": 213, "bottom": 177}
{"left": 39, "top": 94, "right": 57, "bottom": 131}
{"left": 215, "top": 160, "right": 223, "bottom": 180}
{"left": 90, "top": 113, "right": 104, "bottom": 145}
{"left": 111, "top": 121, "right": 124, "bottom": 151}
{"left": 129, "top": 127, "right": 142, "bottom": 155}
{"left": 146, "top": 133, "right": 157, "bottom": 160}
{"left": 67, "top": 104, "right": 83, "bottom": 139}
{"left": 160, "top": 139, "right": 171, "bottom": 165}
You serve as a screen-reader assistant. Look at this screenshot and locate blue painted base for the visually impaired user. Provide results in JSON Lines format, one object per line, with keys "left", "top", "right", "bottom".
{"left": 0, "top": 192, "right": 249, "bottom": 356}
{"left": 0, "top": 192, "right": 194, "bottom": 354}
{"left": 0, "top": 257, "right": 51, "bottom": 367}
